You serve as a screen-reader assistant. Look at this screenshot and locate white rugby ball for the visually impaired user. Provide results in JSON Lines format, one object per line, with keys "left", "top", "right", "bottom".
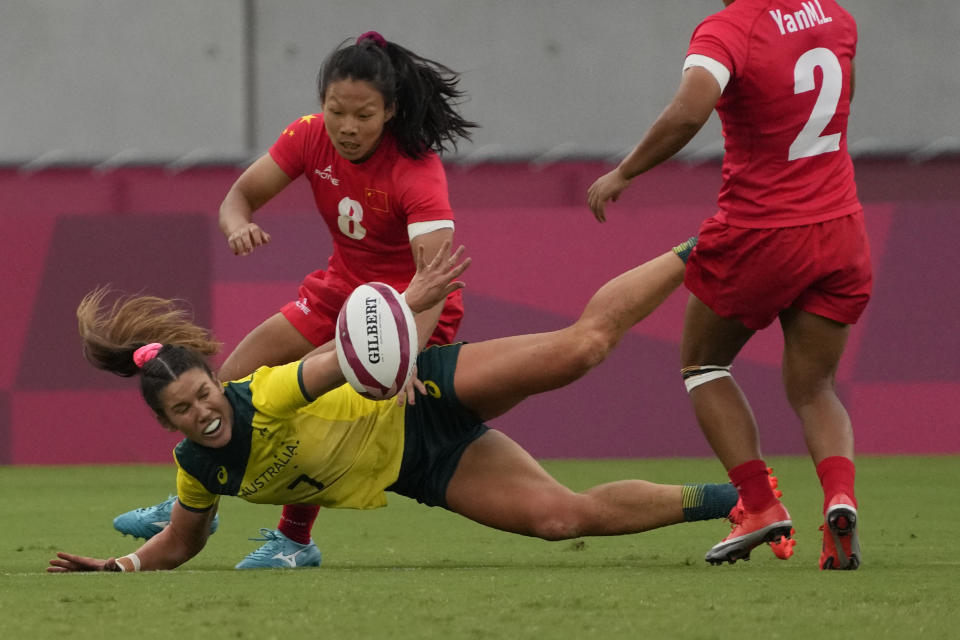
{"left": 335, "top": 282, "right": 418, "bottom": 400}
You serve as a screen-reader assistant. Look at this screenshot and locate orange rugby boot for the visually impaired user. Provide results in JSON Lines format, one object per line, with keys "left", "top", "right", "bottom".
{"left": 707, "top": 468, "right": 793, "bottom": 565}
{"left": 819, "top": 493, "right": 860, "bottom": 570}
{"left": 706, "top": 500, "right": 793, "bottom": 565}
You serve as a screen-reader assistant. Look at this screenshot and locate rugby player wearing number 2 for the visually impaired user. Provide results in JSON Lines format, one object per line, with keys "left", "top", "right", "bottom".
{"left": 587, "top": 0, "right": 869, "bottom": 570}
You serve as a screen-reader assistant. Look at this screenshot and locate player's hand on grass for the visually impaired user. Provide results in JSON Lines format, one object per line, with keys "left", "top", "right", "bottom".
{"left": 47, "top": 551, "right": 122, "bottom": 573}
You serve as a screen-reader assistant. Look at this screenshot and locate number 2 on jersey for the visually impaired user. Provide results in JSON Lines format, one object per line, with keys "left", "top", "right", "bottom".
{"left": 788, "top": 47, "right": 842, "bottom": 161}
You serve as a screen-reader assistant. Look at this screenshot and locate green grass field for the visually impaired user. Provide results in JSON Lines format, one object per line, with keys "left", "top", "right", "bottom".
{"left": 2, "top": 455, "right": 957, "bottom": 639}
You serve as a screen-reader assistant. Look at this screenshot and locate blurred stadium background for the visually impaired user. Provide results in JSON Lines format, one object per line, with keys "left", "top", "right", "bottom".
{"left": 1, "top": 0, "right": 958, "bottom": 465}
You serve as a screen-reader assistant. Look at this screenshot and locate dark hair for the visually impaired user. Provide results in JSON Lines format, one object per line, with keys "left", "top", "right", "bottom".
{"left": 77, "top": 287, "right": 220, "bottom": 416}
{"left": 318, "top": 34, "right": 477, "bottom": 159}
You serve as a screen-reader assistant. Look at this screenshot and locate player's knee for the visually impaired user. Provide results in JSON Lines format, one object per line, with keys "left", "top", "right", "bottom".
{"left": 784, "top": 376, "right": 838, "bottom": 410}
{"left": 526, "top": 499, "right": 588, "bottom": 541}
{"left": 563, "top": 325, "right": 616, "bottom": 377}
{"left": 681, "top": 364, "right": 732, "bottom": 392}
{"left": 530, "top": 513, "right": 583, "bottom": 541}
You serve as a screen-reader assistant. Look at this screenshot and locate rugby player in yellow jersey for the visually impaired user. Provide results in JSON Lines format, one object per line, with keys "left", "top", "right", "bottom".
{"left": 49, "top": 238, "right": 741, "bottom": 573}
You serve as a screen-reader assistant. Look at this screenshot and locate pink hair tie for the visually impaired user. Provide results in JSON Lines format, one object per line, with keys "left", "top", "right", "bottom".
{"left": 357, "top": 31, "right": 387, "bottom": 48}
{"left": 133, "top": 343, "right": 163, "bottom": 368}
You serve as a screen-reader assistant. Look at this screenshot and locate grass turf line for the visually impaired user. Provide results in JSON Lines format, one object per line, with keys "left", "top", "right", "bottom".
{"left": 1, "top": 455, "right": 958, "bottom": 639}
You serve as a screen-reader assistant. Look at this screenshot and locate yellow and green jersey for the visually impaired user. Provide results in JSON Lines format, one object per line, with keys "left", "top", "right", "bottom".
{"left": 173, "top": 361, "right": 406, "bottom": 512}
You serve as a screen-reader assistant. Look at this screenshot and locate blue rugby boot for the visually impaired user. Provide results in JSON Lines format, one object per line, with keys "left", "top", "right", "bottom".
{"left": 234, "top": 528, "right": 323, "bottom": 569}
{"left": 113, "top": 496, "right": 219, "bottom": 540}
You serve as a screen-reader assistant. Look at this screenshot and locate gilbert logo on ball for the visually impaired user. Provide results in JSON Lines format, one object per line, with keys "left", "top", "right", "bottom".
{"left": 335, "top": 282, "right": 418, "bottom": 400}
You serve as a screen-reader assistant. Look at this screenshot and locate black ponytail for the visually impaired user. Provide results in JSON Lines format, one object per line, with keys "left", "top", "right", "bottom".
{"left": 318, "top": 35, "right": 477, "bottom": 158}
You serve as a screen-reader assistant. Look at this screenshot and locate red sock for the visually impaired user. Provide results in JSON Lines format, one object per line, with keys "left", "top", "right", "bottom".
{"left": 728, "top": 459, "right": 778, "bottom": 513}
{"left": 277, "top": 504, "right": 320, "bottom": 544}
{"left": 816, "top": 456, "right": 857, "bottom": 513}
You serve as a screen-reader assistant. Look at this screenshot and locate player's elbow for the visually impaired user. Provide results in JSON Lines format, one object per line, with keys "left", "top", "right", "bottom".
{"left": 666, "top": 108, "right": 710, "bottom": 140}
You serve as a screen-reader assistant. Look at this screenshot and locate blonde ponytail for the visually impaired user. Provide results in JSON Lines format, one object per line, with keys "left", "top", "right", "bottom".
{"left": 77, "top": 287, "right": 220, "bottom": 377}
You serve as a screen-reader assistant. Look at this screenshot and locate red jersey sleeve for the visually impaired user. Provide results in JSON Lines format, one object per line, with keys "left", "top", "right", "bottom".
{"left": 687, "top": 14, "right": 749, "bottom": 78}
{"left": 393, "top": 152, "right": 454, "bottom": 225}
{"left": 268, "top": 114, "right": 323, "bottom": 179}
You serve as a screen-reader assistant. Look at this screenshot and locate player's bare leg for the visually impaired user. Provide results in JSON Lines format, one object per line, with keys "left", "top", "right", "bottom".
{"left": 780, "top": 307, "right": 859, "bottom": 570}
{"left": 681, "top": 297, "right": 759, "bottom": 468}
{"left": 681, "top": 296, "right": 792, "bottom": 564}
{"left": 455, "top": 250, "right": 686, "bottom": 422}
{"left": 780, "top": 308, "right": 854, "bottom": 463}
{"left": 446, "top": 430, "right": 736, "bottom": 539}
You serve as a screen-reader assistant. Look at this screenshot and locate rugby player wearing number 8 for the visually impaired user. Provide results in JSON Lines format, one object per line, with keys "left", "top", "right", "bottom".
{"left": 50, "top": 239, "right": 745, "bottom": 573}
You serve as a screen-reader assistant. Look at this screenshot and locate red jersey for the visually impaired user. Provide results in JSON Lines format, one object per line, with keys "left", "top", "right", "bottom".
{"left": 269, "top": 114, "right": 455, "bottom": 289}
{"left": 686, "top": 0, "right": 861, "bottom": 227}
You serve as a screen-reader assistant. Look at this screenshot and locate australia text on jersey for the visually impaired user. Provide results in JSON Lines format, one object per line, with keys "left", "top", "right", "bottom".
{"left": 238, "top": 443, "right": 299, "bottom": 499}
{"left": 770, "top": 0, "right": 832, "bottom": 35}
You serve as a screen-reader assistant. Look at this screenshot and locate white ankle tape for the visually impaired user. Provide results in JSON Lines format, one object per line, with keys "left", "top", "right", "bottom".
{"left": 682, "top": 365, "right": 732, "bottom": 392}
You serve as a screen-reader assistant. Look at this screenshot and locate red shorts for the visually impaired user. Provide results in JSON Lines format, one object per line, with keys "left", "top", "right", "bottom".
{"left": 280, "top": 269, "right": 464, "bottom": 347}
{"left": 685, "top": 212, "right": 872, "bottom": 330}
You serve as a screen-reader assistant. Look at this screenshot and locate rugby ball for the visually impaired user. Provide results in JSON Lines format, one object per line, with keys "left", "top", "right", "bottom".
{"left": 335, "top": 282, "right": 418, "bottom": 400}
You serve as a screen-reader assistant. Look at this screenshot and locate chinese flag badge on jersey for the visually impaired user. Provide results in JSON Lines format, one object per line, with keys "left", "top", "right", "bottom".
{"left": 365, "top": 188, "right": 389, "bottom": 212}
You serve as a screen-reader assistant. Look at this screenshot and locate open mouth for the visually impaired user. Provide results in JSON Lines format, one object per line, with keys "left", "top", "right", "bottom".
{"left": 202, "top": 418, "right": 222, "bottom": 436}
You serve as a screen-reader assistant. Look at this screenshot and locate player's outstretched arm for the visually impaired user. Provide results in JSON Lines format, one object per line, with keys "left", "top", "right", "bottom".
{"left": 219, "top": 154, "right": 292, "bottom": 256}
{"left": 403, "top": 240, "right": 470, "bottom": 351}
{"left": 47, "top": 500, "right": 214, "bottom": 573}
{"left": 587, "top": 66, "right": 721, "bottom": 222}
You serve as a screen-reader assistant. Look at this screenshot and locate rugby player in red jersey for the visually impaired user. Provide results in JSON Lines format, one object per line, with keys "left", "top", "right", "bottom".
{"left": 113, "top": 31, "right": 477, "bottom": 569}
{"left": 588, "top": 0, "right": 868, "bottom": 570}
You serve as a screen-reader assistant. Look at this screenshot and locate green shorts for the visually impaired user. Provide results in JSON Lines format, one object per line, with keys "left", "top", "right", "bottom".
{"left": 388, "top": 343, "right": 489, "bottom": 509}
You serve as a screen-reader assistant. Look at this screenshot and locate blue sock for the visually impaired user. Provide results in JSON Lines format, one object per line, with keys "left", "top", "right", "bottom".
{"left": 682, "top": 483, "right": 738, "bottom": 522}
